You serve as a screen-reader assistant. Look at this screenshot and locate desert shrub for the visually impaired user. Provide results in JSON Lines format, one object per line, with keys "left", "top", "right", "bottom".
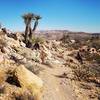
{"left": 70, "top": 42, "right": 81, "bottom": 49}
{"left": 27, "top": 64, "right": 42, "bottom": 75}
{"left": 68, "top": 39, "right": 86, "bottom": 49}
{"left": 73, "top": 63, "right": 100, "bottom": 83}
{"left": 13, "top": 90, "right": 34, "bottom": 100}
{"left": 84, "top": 53, "right": 100, "bottom": 64}
{"left": 93, "top": 54, "right": 100, "bottom": 64}
{"left": 32, "top": 36, "right": 45, "bottom": 44}
{"left": 24, "top": 61, "right": 44, "bottom": 75}
{"left": 73, "top": 65, "right": 93, "bottom": 81}
{"left": 61, "top": 34, "right": 71, "bottom": 43}
{"left": 88, "top": 53, "right": 100, "bottom": 64}
{"left": 88, "top": 39, "right": 100, "bottom": 50}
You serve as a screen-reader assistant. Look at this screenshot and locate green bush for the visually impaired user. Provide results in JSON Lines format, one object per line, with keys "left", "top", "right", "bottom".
{"left": 31, "top": 36, "right": 45, "bottom": 44}
{"left": 84, "top": 53, "right": 100, "bottom": 64}
{"left": 73, "top": 63, "right": 100, "bottom": 82}
{"left": 88, "top": 39, "right": 100, "bottom": 50}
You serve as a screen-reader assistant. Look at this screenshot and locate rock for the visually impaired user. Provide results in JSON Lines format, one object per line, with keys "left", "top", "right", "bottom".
{"left": 15, "top": 65, "right": 43, "bottom": 99}
{"left": 71, "top": 39, "right": 75, "bottom": 44}
{"left": 15, "top": 32, "right": 21, "bottom": 40}
{"left": 40, "top": 50, "right": 52, "bottom": 64}
{"left": 17, "top": 47, "right": 42, "bottom": 63}
{"left": 20, "top": 41, "right": 26, "bottom": 47}
{"left": 41, "top": 45, "right": 52, "bottom": 60}
{"left": 98, "top": 49, "right": 100, "bottom": 52}
{"left": 6, "top": 29, "right": 12, "bottom": 34}
{"left": 31, "top": 50, "right": 41, "bottom": 63}
{"left": 44, "top": 59, "right": 54, "bottom": 67}
{"left": 52, "top": 40, "right": 61, "bottom": 46}
{"left": 52, "top": 59, "right": 61, "bottom": 64}
{"left": 0, "top": 54, "right": 4, "bottom": 63}
{"left": 1, "top": 47, "right": 11, "bottom": 54}
{"left": 10, "top": 53, "right": 27, "bottom": 64}
{"left": 0, "top": 68, "right": 6, "bottom": 84}
{"left": 90, "top": 48, "right": 97, "bottom": 54}
{"left": 25, "top": 61, "right": 43, "bottom": 74}
{"left": 52, "top": 40, "right": 59, "bottom": 49}
{"left": 44, "top": 40, "right": 52, "bottom": 50}
{"left": 5, "top": 36, "right": 20, "bottom": 48}
{"left": 44, "top": 58, "right": 62, "bottom": 68}
{"left": 0, "top": 59, "right": 42, "bottom": 100}
{"left": 40, "top": 50, "right": 47, "bottom": 63}
{"left": 79, "top": 46, "right": 89, "bottom": 52}
{"left": 1, "top": 28, "right": 7, "bottom": 33}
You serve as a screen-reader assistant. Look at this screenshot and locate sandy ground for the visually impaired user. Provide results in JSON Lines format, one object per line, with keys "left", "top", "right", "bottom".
{"left": 37, "top": 63, "right": 77, "bottom": 100}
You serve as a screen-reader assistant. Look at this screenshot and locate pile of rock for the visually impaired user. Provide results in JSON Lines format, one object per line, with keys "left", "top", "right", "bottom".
{"left": 0, "top": 30, "right": 44, "bottom": 100}
{"left": 0, "top": 59, "right": 43, "bottom": 100}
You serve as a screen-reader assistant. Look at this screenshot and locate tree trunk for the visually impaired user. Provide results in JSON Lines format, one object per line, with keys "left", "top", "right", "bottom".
{"left": 25, "top": 25, "right": 29, "bottom": 44}
{"left": 32, "top": 20, "right": 38, "bottom": 32}
{"left": 29, "top": 26, "right": 33, "bottom": 40}
{"left": 28, "top": 20, "right": 38, "bottom": 41}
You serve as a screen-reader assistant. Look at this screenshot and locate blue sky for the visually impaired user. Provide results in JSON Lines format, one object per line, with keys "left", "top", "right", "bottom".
{"left": 0, "top": 0, "right": 100, "bottom": 32}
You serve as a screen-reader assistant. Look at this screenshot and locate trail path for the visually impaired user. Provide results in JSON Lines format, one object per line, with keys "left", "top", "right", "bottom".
{"left": 38, "top": 63, "right": 77, "bottom": 100}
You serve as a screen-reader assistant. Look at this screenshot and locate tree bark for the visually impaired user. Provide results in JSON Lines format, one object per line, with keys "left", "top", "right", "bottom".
{"left": 25, "top": 25, "right": 29, "bottom": 44}
{"left": 29, "top": 26, "right": 33, "bottom": 40}
{"left": 32, "top": 20, "right": 38, "bottom": 32}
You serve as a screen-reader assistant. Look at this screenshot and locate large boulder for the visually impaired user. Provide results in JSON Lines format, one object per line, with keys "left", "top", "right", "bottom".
{"left": 0, "top": 59, "right": 43, "bottom": 100}
{"left": 15, "top": 65, "right": 43, "bottom": 100}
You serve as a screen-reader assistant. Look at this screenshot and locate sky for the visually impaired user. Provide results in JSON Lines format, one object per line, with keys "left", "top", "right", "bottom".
{"left": 0, "top": 0, "right": 100, "bottom": 32}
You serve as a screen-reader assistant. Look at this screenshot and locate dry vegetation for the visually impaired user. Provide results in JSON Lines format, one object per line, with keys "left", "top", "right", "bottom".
{"left": 61, "top": 34, "right": 100, "bottom": 99}
{"left": 0, "top": 24, "right": 100, "bottom": 100}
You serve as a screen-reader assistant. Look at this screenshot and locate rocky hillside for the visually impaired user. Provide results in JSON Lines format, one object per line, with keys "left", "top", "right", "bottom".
{"left": 0, "top": 30, "right": 100, "bottom": 100}
{"left": 35, "top": 30, "right": 100, "bottom": 40}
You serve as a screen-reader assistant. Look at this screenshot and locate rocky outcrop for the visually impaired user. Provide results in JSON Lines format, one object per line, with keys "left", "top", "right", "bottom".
{"left": 0, "top": 30, "right": 99, "bottom": 100}
{"left": 0, "top": 59, "right": 43, "bottom": 100}
{"left": 15, "top": 65, "right": 43, "bottom": 100}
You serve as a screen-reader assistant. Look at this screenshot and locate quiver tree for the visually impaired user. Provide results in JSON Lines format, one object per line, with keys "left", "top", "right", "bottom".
{"left": 22, "top": 13, "right": 41, "bottom": 47}
{"left": 22, "top": 13, "right": 34, "bottom": 43}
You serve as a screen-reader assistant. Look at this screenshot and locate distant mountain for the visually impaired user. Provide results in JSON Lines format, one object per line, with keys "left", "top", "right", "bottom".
{"left": 36, "top": 30, "right": 69, "bottom": 34}
{"left": 35, "top": 30, "right": 100, "bottom": 40}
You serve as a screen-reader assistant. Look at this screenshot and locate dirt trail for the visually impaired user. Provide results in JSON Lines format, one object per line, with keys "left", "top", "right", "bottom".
{"left": 38, "top": 63, "right": 77, "bottom": 100}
